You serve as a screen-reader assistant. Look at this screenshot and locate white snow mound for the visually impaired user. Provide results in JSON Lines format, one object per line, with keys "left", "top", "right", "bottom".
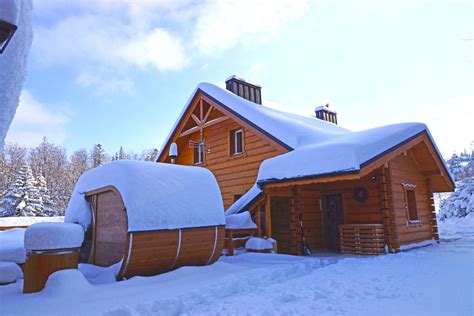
{"left": 65, "top": 160, "right": 225, "bottom": 232}
{"left": 24, "top": 222, "right": 84, "bottom": 251}
{"left": 0, "top": 228, "right": 26, "bottom": 263}
{"left": 225, "top": 211, "right": 257, "bottom": 229}
{"left": 245, "top": 237, "right": 273, "bottom": 251}
{"left": 0, "top": 261, "right": 23, "bottom": 284}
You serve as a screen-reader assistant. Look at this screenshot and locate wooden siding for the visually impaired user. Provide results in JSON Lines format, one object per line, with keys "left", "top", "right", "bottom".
{"left": 389, "top": 154, "right": 435, "bottom": 246}
{"left": 174, "top": 116, "right": 285, "bottom": 209}
{"left": 23, "top": 250, "right": 79, "bottom": 293}
{"left": 120, "top": 225, "right": 224, "bottom": 279}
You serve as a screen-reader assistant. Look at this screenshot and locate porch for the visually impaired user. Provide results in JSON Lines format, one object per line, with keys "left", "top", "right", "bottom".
{"left": 248, "top": 169, "right": 396, "bottom": 256}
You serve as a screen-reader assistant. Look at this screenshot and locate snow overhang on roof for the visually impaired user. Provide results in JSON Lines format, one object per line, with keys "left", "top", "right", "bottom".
{"left": 65, "top": 161, "right": 225, "bottom": 232}
{"left": 256, "top": 125, "right": 454, "bottom": 188}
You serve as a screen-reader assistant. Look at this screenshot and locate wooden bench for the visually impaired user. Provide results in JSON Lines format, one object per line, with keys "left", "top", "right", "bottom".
{"left": 224, "top": 228, "right": 258, "bottom": 256}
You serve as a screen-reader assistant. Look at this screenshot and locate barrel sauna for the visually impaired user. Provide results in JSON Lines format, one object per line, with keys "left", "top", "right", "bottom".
{"left": 65, "top": 161, "right": 226, "bottom": 280}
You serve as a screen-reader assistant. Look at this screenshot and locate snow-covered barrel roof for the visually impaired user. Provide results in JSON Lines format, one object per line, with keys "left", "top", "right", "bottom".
{"left": 65, "top": 161, "right": 225, "bottom": 232}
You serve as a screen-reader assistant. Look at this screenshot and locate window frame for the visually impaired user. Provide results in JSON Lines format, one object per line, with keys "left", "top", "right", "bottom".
{"left": 230, "top": 128, "right": 244, "bottom": 156}
{"left": 402, "top": 184, "right": 420, "bottom": 224}
{"left": 193, "top": 142, "right": 204, "bottom": 165}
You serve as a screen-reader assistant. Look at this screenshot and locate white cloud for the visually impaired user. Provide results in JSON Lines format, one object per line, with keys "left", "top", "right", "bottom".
{"left": 5, "top": 90, "right": 70, "bottom": 146}
{"left": 193, "top": 0, "right": 308, "bottom": 54}
{"left": 76, "top": 71, "right": 134, "bottom": 95}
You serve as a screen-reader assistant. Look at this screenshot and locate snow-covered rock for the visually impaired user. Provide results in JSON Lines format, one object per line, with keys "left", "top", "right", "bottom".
{"left": 225, "top": 211, "right": 257, "bottom": 229}
{"left": 0, "top": 261, "right": 23, "bottom": 284}
{"left": 24, "top": 222, "right": 84, "bottom": 251}
{"left": 245, "top": 237, "right": 273, "bottom": 251}
{"left": 0, "top": 228, "right": 25, "bottom": 263}
{"left": 65, "top": 160, "right": 225, "bottom": 232}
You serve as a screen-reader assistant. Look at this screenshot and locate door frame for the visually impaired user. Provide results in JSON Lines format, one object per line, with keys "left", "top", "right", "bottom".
{"left": 323, "top": 193, "right": 345, "bottom": 251}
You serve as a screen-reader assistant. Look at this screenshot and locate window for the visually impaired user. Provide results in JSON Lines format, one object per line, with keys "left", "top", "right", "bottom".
{"left": 193, "top": 142, "right": 204, "bottom": 164}
{"left": 230, "top": 129, "right": 243, "bottom": 155}
{"left": 405, "top": 189, "right": 419, "bottom": 221}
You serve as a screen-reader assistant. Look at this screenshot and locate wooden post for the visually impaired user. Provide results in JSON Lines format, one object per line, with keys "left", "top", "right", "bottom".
{"left": 425, "top": 179, "right": 440, "bottom": 242}
{"left": 255, "top": 205, "right": 262, "bottom": 237}
{"left": 379, "top": 167, "right": 400, "bottom": 253}
{"left": 292, "top": 186, "right": 302, "bottom": 255}
{"left": 265, "top": 192, "right": 272, "bottom": 238}
{"left": 226, "top": 230, "right": 234, "bottom": 256}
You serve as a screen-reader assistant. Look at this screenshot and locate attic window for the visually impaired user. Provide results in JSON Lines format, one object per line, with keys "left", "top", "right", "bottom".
{"left": 404, "top": 188, "right": 419, "bottom": 222}
{"left": 193, "top": 142, "right": 204, "bottom": 164}
{"left": 230, "top": 129, "right": 243, "bottom": 155}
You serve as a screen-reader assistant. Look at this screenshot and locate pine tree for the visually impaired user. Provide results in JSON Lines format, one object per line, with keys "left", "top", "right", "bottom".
{"left": 0, "top": 164, "right": 45, "bottom": 217}
{"left": 447, "top": 153, "right": 463, "bottom": 181}
{"left": 439, "top": 178, "right": 474, "bottom": 221}
{"left": 91, "top": 144, "right": 107, "bottom": 167}
{"left": 36, "top": 174, "right": 56, "bottom": 216}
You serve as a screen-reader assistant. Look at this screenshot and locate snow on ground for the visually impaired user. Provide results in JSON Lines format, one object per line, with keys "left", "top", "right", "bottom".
{"left": 0, "top": 228, "right": 26, "bottom": 263}
{"left": 0, "top": 220, "right": 472, "bottom": 315}
{"left": 0, "top": 216, "right": 64, "bottom": 227}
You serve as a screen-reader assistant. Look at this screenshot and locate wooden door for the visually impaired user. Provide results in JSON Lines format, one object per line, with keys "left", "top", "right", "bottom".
{"left": 326, "top": 194, "right": 344, "bottom": 251}
{"left": 270, "top": 197, "right": 292, "bottom": 254}
{"left": 94, "top": 191, "right": 128, "bottom": 266}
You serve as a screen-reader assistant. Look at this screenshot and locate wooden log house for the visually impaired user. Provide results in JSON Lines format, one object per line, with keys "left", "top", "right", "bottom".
{"left": 157, "top": 76, "right": 454, "bottom": 255}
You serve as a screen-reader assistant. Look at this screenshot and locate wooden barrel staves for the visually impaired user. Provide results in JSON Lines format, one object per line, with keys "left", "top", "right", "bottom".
{"left": 65, "top": 161, "right": 227, "bottom": 280}
{"left": 23, "top": 248, "right": 80, "bottom": 293}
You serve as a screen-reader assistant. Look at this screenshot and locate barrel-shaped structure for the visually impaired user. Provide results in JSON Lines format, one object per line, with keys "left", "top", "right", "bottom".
{"left": 65, "top": 161, "right": 226, "bottom": 279}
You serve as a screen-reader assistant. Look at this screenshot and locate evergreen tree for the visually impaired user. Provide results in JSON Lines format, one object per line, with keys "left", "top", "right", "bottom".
{"left": 447, "top": 153, "right": 463, "bottom": 181}
{"left": 439, "top": 178, "right": 474, "bottom": 221}
{"left": 91, "top": 144, "right": 107, "bottom": 167}
{"left": 36, "top": 174, "right": 56, "bottom": 216}
{"left": 0, "top": 164, "right": 45, "bottom": 217}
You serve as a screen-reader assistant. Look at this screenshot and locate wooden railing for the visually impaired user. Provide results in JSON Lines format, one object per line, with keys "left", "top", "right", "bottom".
{"left": 339, "top": 224, "right": 386, "bottom": 255}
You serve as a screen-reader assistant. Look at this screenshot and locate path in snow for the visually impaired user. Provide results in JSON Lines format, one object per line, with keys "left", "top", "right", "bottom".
{"left": 0, "top": 223, "right": 472, "bottom": 315}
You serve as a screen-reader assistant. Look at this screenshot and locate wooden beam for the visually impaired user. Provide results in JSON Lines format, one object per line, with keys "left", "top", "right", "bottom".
{"left": 191, "top": 114, "right": 201, "bottom": 126}
{"left": 425, "top": 179, "right": 440, "bottom": 242}
{"left": 202, "top": 105, "right": 214, "bottom": 123}
{"left": 262, "top": 173, "right": 360, "bottom": 189}
{"left": 179, "top": 116, "right": 230, "bottom": 137}
{"left": 265, "top": 193, "right": 271, "bottom": 238}
{"left": 199, "top": 99, "right": 203, "bottom": 121}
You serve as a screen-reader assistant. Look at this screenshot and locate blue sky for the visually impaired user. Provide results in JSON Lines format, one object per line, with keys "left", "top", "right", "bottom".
{"left": 5, "top": 0, "right": 474, "bottom": 158}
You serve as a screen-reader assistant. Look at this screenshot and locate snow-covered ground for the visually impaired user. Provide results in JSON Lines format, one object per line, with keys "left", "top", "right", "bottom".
{"left": 0, "top": 219, "right": 472, "bottom": 315}
{"left": 0, "top": 216, "right": 64, "bottom": 227}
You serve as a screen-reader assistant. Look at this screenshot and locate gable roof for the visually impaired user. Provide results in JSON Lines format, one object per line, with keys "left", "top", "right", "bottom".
{"left": 158, "top": 82, "right": 349, "bottom": 160}
{"left": 158, "top": 82, "right": 454, "bottom": 214}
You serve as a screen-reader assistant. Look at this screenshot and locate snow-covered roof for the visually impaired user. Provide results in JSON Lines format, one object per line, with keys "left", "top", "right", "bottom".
{"left": 159, "top": 82, "right": 349, "bottom": 158}
{"left": 65, "top": 161, "right": 225, "bottom": 232}
{"left": 225, "top": 184, "right": 262, "bottom": 216}
{"left": 257, "top": 123, "right": 431, "bottom": 183}
{"left": 159, "top": 82, "right": 452, "bottom": 214}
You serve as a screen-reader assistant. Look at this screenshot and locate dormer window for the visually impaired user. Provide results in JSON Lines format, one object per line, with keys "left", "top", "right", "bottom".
{"left": 230, "top": 129, "right": 243, "bottom": 155}
{"left": 194, "top": 142, "right": 204, "bottom": 164}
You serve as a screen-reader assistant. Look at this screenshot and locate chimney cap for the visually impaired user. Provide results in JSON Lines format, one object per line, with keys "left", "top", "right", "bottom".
{"left": 225, "top": 75, "right": 261, "bottom": 88}
{"left": 315, "top": 103, "right": 337, "bottom": 114}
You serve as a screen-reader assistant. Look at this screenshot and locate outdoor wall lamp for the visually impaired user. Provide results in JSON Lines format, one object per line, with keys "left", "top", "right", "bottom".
{"left": 0, "top": 19, "right": 17, "bottom": 54}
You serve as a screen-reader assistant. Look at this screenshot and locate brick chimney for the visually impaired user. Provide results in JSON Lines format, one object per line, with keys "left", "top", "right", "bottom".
{"left": 225, "top": 75, "right": 262, "bottom": 104}
{"left": 315, "top": 104, "right": 338, "bottom": 124}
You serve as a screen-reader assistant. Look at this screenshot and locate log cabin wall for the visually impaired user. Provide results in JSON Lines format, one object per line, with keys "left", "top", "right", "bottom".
{"left": 175, "top": 116, "right": 285, "bottom": 209}
{"left": 389, "top": 154, "right": 434, "bottom": 245}
{"left": 264, "top": 172, "right": 383, "bottom": 254}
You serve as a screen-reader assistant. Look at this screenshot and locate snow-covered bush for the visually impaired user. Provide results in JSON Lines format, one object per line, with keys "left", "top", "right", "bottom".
{"left": 438, "top": 178, "right": 474, "bottom": 221}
